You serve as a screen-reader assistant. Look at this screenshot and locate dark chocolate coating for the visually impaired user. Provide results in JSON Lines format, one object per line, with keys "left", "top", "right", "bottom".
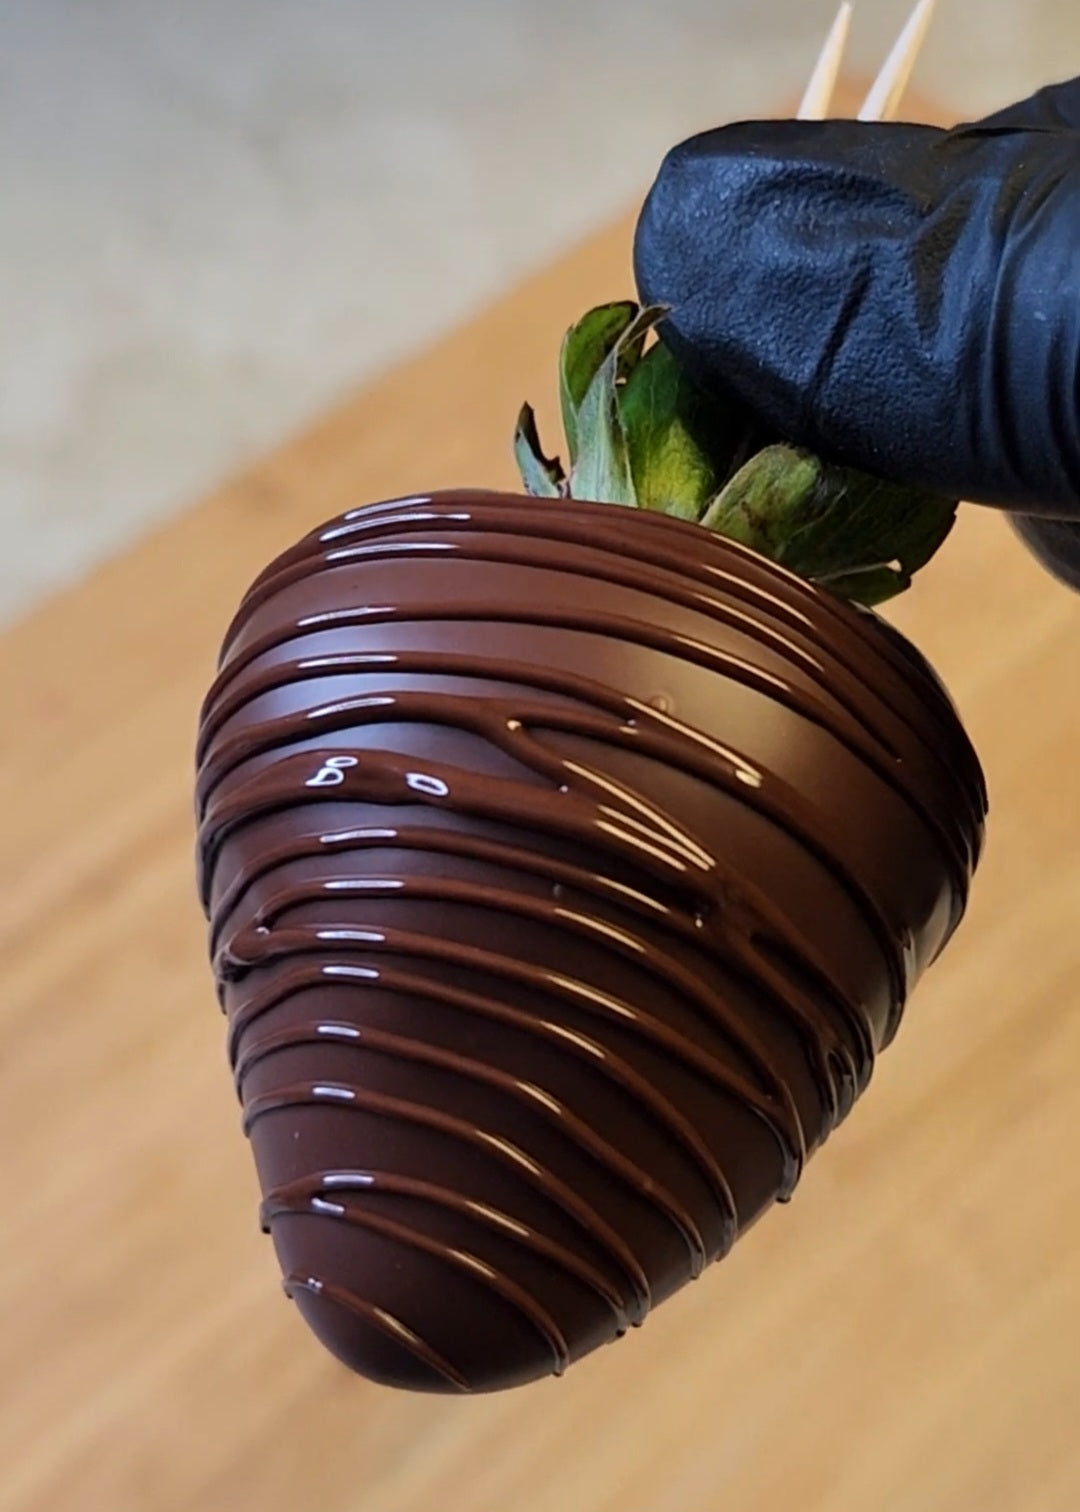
{"left": 196, "top": 490, "right": 986, "bottom": 1393}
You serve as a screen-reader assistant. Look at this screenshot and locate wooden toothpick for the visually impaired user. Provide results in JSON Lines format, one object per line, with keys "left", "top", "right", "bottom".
{"left": 858, "top": 0, "right": 938, "bottom": 121}
{"left": 798, "top": 3, "right": 854, "bottom": 120}
{"left": 798, "top": 0, "right": 938, "bottom": 124}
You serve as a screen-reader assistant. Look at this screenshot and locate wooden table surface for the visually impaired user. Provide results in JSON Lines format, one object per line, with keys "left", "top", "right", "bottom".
{"left": 3, "top": 87, "right": 1080, "bottom": 1512}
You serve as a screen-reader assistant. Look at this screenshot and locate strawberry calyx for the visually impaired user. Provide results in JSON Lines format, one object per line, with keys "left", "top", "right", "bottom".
{"left": 515, "top": 301, "right": 957, "bottom": 607}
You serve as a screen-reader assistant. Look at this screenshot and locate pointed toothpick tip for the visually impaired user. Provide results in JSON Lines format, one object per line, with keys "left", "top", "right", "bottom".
{"left": 858, "top": 0, "right": 939, "bottom": 122}
{"left": 798, "top": 3, "right": 854, "bottom": 121}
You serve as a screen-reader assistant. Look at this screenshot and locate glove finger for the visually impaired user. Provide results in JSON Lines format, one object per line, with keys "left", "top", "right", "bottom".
{"left": 965, "top": 75, "right": 1080, "bottom": 133}
{"left": 634, "top": 118, "right": 1080, "bottom": 515}
{"left": 1011, "top": 514, "right": 1080, "bottom": 591}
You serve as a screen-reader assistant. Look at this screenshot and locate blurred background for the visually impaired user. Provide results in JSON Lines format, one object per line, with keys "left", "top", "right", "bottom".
{"left": 2, "top": 0, "right": 1077, "bottom": 626}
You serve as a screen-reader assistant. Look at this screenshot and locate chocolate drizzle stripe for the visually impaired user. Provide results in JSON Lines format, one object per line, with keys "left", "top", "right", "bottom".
{"left": 215, "top": 548, "right": 892, "bottom": 755}
{"left": 221, "top": 491, "right": 985, "bottom": 815}
{"left": 237, "top": 1017, "right": 712, "bottom": 1273}
{"left": 222, "top": 927, "right": 804, "bottom": 1189}
{"left": 228, "top": 493, "right": 947, "bottom": 735}
{"left": 242, "top": 872, "right": 862, "bottom": 1124}
{"left": 245, "top": 1081, "right": 653, "bottom": 1317}
{"left": 198, "top": 747, "right": 705, "bottom": 912}
{"left": 227, "top": 951, "right": 754, "bottom": 1253}
{"left": 282, "top": 1273, "right": 470, "bottom": 1391}
{"left": 225, "top": 499, "right": 821, "bottom": 652}
{"left": 277, "top": 1190, "right": 573, "bottom": 1373}
{"left": 213, "top": 550, "right": 982, "bottom": 853}
{"left": 225, "top": 946, "right": 797, "bottom": 1214}
{"left": 200, "top": 629, "right": 885, "bottom": 771}
{"left": 208, "top": 825, "right": 870, "bottom": 1079}
{"left": 196, "top": 646, "right": 972, "bottom": 891}
{"left": 199, "top": 705, "right": 911, "bottom": 1024}
{"left": 264, "top": 1171, "right": 631, "bottom": 1330}
{"left": 239, "top": 1009, "right": 739, "bottom": 1256}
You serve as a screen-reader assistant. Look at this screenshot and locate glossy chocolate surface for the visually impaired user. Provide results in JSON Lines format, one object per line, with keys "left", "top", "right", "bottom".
{"left": 196, "top": 490, "right": 986, "bottom": 1392}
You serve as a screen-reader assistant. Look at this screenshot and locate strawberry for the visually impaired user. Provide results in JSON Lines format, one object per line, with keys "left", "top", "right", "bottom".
{"left": 196, "top": 304, "right": 985, "bottom": 1394}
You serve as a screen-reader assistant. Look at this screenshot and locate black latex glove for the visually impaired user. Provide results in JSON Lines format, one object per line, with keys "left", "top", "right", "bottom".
{"left": 634, "top": 77, "right": 1080, "bottom": 588}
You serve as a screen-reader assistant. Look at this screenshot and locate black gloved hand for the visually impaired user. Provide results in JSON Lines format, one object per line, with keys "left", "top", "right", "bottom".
{"left": 634, "top": 77, "right": 1080, "bottom": 587}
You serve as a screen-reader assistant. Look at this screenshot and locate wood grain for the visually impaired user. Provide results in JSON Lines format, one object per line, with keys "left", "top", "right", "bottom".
{"left": 3, "top": 84, "right": 1079, "bottom": 1512}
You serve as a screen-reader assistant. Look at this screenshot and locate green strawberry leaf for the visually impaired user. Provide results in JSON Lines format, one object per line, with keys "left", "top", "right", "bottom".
{"left": 815, "top": 564, "right": 914, "bottom": 606}
{"left": 701, "top": 445, "right": 824, "bottom": 547}
{"left": 559, "top": 302, "right": 638, "bottom": 466}
{"left": 514, "top": 403, "right": 566, "bottom": 499}
{"left": 620, "top": 341, "right": 738, "bottom": 520}
{"left": 701, "top": 444, "right": 958, "bottom": 605}
{"left": 569, "top": 305, "right": 670, "bottom": 506}
{"left": 779, "top": 463, "right": 958, "bottom": 597}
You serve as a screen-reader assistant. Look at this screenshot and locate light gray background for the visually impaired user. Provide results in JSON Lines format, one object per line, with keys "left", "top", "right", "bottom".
{"left": 3, "top": 0, "right": 1077, "bottom": 624}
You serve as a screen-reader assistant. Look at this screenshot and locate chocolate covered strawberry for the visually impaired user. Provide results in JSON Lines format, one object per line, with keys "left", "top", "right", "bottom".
{"left": 196, "top": 300, "right": 985, "bottom": 1393}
